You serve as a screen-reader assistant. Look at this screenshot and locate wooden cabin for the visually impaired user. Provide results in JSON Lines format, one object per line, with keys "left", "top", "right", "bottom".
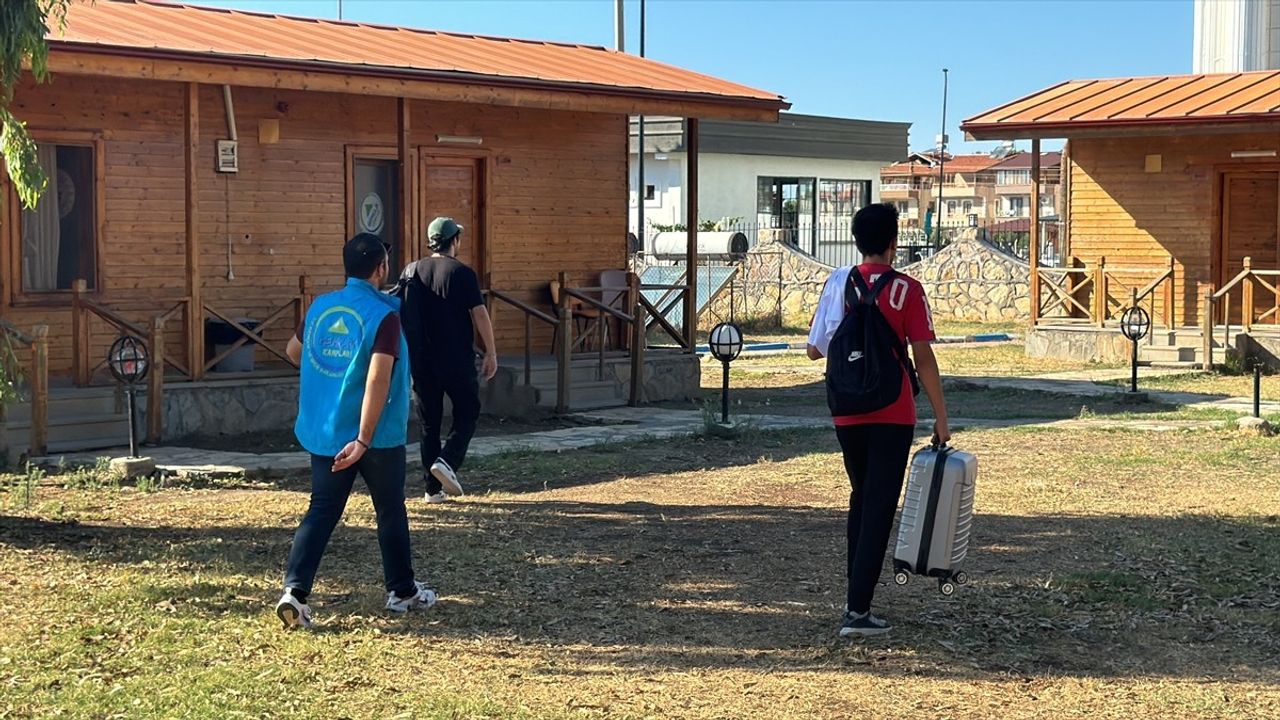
{"left": 0, "top": 0, "right": 787, "bottom": 455}
{"left": 962, "top": 70, "right": 1280, "bottom": 367}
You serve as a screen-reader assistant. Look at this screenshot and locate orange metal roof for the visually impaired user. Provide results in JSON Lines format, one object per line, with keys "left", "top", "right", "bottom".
{"left": 962, "top": 70, "right": 1280, "bottom": 139}
{"left": 51, "top": 0, "right": 787, "bottom": 111}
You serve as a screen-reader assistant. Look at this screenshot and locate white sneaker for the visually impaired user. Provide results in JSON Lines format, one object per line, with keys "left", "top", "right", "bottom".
{"left": 424, "top": 491, "right": 450, "bottom": 504}
{"left": 430, "top": 460, "right": 464, "bottom": 497}
{"left": 275, "top": 590, "right": 313, "bottom": 630}
{"left": 385, "top": 581, "right": 438, "bottom": 613}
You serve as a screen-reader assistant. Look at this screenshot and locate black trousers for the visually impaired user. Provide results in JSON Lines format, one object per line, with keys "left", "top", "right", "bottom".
{"left": 414, "top": 363, "right": 481, "bottom": 494}
{"left": 835, "top": 423, "right": 915, "bottom": 615}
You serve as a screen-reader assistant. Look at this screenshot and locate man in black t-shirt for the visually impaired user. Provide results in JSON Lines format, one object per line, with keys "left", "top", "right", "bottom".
{"left": 400, "top": 217, "right": 497, "bottom": 503}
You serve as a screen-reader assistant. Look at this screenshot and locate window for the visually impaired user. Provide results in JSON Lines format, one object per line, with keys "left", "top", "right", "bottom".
{"left": 998, "top": 169, "right": 1032, "bottom": 185}
{"left": 19, "top": 143, "right": 99, "bottom": 292}
{"left": 1006, "top": 196, "right": 1027, "bottom": 216}
{"left": 946, "top": 200, "right": 958, "bottom": 215}
{"left": 757, "top": 176, "right": 816, "bottom": 247}
{"left": 644, "top": 184, "right": 657, "bottom": 201}
{"left": 350, "top": 157, "right": 401, "bottom": 275}
{"left": 962, "top": 201, "right": 973, "bottom": 214}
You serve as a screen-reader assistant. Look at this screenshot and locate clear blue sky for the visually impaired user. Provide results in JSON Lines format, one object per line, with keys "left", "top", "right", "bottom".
{"left": 201, "top": 0, "right": 1193, "bottom": 153}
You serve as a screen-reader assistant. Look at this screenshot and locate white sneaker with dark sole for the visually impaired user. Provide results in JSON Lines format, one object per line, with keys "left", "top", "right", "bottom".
{"left": 424, "top": 491, "right": 450, "bottom": 504}
{"left": 385, "top": 581, "right": 439, "bottom": 614}
{"left": 430, "top": 460, "right": 464, "bottom": 497}
{"left": 275, "top": 591, "right": 313, "bottom": 630}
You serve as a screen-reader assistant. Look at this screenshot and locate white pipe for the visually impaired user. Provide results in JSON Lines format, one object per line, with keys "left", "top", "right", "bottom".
{"left": 614, "top": 0, "right": 625, "bottom": 52}
{"left": 222, "top": 85, "right": 237, "bottom": 280}
{"left": 222, "top": 85, "right": 237, "bottom": 141}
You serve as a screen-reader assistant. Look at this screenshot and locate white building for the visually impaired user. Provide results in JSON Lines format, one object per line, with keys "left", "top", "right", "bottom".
{"left": 629, "top": 114, "right": 909, "bottom": 259}
{"left": 1194, "top": 0, "right": 1280, "bottom": 72}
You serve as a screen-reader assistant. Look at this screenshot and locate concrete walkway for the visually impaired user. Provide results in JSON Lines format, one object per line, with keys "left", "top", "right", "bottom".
{"left": 35, "top": 399, "right": 1242, "bottom": 478}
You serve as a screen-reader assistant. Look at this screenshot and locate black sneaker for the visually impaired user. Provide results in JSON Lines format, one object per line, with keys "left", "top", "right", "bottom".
{"left": 838, "top": 610, "right": 891, "bottom": 638}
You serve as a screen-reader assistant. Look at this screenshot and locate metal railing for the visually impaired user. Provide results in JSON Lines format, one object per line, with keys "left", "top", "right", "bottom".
{"left": 0, "top": 320, "right": 49, "bottom": 457}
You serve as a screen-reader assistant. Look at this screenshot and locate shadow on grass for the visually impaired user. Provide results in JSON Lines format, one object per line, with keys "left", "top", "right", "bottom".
{"left": 4, "top": 500, "right": 1277, "bottom": 682}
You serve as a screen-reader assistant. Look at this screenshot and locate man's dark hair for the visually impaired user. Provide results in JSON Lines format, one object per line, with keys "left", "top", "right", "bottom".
{"left": 852, "top": 203, "right": 900, "bottom": 257}
{"left": 343, "top": 233, "right": 388, "bottom": 280}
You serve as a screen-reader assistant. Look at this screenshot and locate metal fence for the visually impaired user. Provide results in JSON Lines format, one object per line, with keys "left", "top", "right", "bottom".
{"left": 642, "top": 219, "right": 1066, "bottom": 269}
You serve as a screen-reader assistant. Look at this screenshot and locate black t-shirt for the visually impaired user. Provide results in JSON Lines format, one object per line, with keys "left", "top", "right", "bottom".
{"left": 400, "top": 256, "right": 483, "bottom": 371}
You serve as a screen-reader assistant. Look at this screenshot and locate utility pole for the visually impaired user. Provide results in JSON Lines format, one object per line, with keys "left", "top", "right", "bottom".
{"left": 935, "top": 68, "right": 949, "bottom": 241}
{"left": 614, "top": 0, "right": 625, "bottom": 52}
{"left": 337, "top": 0, "right": 343, "bottom": 20}
{"left": 636, "top": 0, "right": 647, "bottom": 252}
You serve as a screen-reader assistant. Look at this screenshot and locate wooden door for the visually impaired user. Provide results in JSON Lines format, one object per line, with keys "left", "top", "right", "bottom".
{"left": 420, "top": 156, "right": 485, "bottom": 282}
{"left": 1220, "top": 172, "right": 1280, "bottom": 323}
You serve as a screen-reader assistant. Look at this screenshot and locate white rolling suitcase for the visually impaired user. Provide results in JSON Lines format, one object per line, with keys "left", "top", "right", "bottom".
{"left": 892, "top": 442, "right": 977, "bottom": 596}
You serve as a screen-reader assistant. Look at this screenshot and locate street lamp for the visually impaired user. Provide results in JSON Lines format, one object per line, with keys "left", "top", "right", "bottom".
{"left": 708, "top": 322, "right": 744, "bottom": 424}
{"left": 1119, "top": 301, "right": 1150, "bottom": 394}
{"left": 107, "top": 335, "right": 149, "bottom": 458}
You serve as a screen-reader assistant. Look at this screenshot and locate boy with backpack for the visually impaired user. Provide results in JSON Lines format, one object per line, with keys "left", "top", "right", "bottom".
{"left": 806, "top": 203, "right": 950, "bottom": 638}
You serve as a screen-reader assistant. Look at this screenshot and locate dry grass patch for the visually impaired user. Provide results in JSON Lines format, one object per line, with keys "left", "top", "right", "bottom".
{"left": 2, "top": 426, "right": 1278, "bottom": 718}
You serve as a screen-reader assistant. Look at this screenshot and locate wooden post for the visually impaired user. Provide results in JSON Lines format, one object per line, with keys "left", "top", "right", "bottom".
{"left": 628, "top": 272, "right": 645, "bottom": 407}
{"left": 147, "top": 316, "right": 165, "bottom": 444}
{"left": 1164, "top": 258, "right": 1175, "bottom": 329}
{"left": 184, "top": 82, "right": 204, "bottom": 380}
{"left": 1094, "top": 256, "right": 1107, "bottom": 327}
{"left": 1029, "top": 139, "right": 1041, "bottom": 327}
{"left": 1202, "top": 286, "right": 1214, "bottom": 371}
{"left": 29, "top": 325, "right": 48, "bottom": 457}
{"left": 556, "top": 271, "right": 571, "bottom": 414}
{"left": 71, "top": 279, "right": 90, "bottom": 386}
{"left": 297, "top": 274, "right": 313, "bottom": 327}
{"left": 397, "top": 98, "right": 414, "bottom": 267}
{"left": 683, "top": 117, "right": 699, "bottom": 351}
{"left": 1242, "top": 256, "right": 1254, "bottom": 332}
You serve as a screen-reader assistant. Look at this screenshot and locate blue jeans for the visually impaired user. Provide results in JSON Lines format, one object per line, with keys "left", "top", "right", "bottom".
{"left": 283, "top": 445, "right": 417, "bottom": 598}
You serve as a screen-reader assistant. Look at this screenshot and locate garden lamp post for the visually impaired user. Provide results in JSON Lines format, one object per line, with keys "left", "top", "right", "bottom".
{"left": 708, "top": 322, "right": 744, "bottom": 424}
{"left": 107, "top": 335, "right": 150, "bottom": 458}
{"left": 1119, "top": 300, "right": 1150, "bottom": 394}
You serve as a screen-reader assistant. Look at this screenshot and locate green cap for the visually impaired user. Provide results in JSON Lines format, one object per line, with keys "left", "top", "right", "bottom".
{"left": 427, "top": 216, "right": 463, "bottom": 248}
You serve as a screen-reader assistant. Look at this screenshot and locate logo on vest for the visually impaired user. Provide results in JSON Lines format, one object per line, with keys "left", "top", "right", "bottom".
{"left": 847, "top": 350, "right": 864, "bottom": 362}
{"left": 307, "top": 306, "right": 365, "bottom": 378}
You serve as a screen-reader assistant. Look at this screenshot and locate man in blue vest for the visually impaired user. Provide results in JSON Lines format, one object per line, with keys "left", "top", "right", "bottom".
{"left": 274, "top": 233, "right": 436, "bottom": 629}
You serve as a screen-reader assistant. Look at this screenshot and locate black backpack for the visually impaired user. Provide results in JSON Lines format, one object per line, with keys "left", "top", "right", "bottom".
{"left": 388, "top": 261, "right": 431, "bottom": 371}
{"left": 825, "top": 269, "right": 920, "bottom": 416}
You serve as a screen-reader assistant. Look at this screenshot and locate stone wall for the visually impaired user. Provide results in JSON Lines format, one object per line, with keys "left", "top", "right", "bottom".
{"left": 699, "top": 228, "right": 1032, "bottom": 331}
{"left": 139, "top": 377, "right": 301, "bottom": 442}
{"left": 904, "top": 232, "right": 1031, "bottom": 323}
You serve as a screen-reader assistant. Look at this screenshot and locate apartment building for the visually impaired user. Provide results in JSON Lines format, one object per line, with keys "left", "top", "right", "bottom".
{"left": 879, "top": 152, "right": 1001, "bottom": 226}
{"left": 990, "top": 151, "right": 1062, "bottom": 219}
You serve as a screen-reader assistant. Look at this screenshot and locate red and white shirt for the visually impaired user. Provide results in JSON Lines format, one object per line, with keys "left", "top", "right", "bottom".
{"left": 807, "top": 263, "right": 935, "bottom": 426}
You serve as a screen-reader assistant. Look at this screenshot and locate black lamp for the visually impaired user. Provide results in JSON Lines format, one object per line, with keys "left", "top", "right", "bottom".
{"left": 1119, "top": 303, "right": 1150, "bottom": 394}
{"left": 107, "top": 335, "right": 149, "bottom": 457}
{"left": 708, "top": 322, "right": 744, "bottom": 424}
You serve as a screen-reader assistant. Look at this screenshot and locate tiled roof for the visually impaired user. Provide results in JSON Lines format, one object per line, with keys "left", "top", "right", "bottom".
{"left": 989, "top": 152, "right": 1063, "bottom": 171}
{"left": 881, "top": 154, "right": 998, "bottom": 176}
{"left": 51, "top": 0, "right": 787, "bottom": 110}
{"left": 963, "top": 70, "right": 1280, "bottom": 138}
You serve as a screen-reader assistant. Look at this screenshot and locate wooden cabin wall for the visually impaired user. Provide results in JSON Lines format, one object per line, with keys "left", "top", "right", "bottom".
{"left": 0, "top": 74, "right": 628, "bottom": 375}
{"left": 1068, "top": 132, "right": 1280, "bottom": 326}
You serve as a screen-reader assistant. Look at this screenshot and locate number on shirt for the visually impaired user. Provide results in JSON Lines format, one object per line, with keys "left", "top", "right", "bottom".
{"left": 887, "top": 278, "right": 910, "bottom": 311}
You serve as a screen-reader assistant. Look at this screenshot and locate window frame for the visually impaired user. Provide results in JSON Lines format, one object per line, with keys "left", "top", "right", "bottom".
{"left": 4, "top": 130, "right": 105, "bottom": 306}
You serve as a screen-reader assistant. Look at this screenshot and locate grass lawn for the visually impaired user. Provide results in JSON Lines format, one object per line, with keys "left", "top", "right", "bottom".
{"left": 1100, "top": 370, "right": 1280, "bottom": 402}
{"left": 2, "top": 425, "right": 1278, "bottom": 718}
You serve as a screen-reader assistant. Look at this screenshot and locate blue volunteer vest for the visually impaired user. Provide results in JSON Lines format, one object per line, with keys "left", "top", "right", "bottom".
{"left": 294, "top": 278, "right": 410, "bottom": 457}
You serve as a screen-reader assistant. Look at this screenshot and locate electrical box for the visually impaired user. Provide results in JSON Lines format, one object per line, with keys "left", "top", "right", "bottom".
{"left": 216, "top": 140, "right": 239, "bottom": 173}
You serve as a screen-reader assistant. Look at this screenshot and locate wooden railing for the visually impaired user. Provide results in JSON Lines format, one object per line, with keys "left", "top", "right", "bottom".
{"left": 1036, "top": 257, "right": 1175, "bottom": 329}
{"left": 201, "top": 275, "right": 311, "bottom": 377}
{"left": 483, "top": 285, "right": 559, "bottom": 390}
{"left": 0, "top": 320, "right": 49, "bottom": 457}
{"left": 71, "top": 276, "right": 311, "bottom": 443}
{"left": 1201, "top": 257, "right": 1280, "bottom": 370}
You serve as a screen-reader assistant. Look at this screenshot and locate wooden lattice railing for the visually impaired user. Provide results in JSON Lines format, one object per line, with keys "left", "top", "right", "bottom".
{"left": 1037, "top": 257, "right": 1176, "bottom": 329}
{"left": 0, "top": 320, "right": 49, "bottom": 457}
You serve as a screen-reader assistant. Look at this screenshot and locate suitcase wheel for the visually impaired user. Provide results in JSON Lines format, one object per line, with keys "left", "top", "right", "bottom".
{"left": 939, "top": 580, "right": 956, "bottom": 596}
{"left": 954, "top": 571, "right": 969, "bottom": 586}
{"left": 893, "top": 571, "right": 910, "bottom": 586}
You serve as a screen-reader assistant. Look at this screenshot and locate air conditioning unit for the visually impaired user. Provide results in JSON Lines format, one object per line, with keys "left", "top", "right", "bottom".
{"left": 216, "top": 140, "right": 239, "bottom": 173}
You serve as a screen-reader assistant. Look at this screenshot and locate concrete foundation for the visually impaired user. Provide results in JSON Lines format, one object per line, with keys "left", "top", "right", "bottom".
{"left": 1026, "top": 326, "right": 1132, "bottom": 363}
